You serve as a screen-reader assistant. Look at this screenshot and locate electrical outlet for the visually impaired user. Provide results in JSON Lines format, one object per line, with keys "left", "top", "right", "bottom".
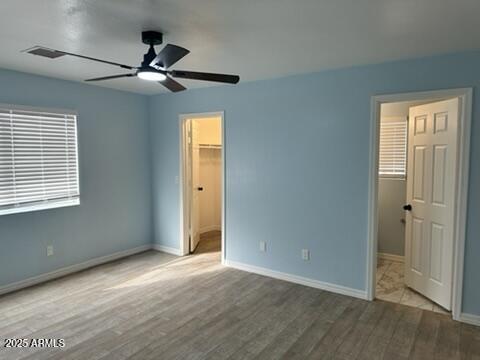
{"left": 46, "top": 245, "right": 54, "bottom": 257}
{"left": 302, "top": 249, "right": 310, "bottom": 261}
{"left": 259, "top": 241, "right": 267, "bottom": 252}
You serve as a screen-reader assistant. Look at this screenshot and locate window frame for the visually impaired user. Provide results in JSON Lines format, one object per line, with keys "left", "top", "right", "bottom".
{"left": 0, "top": 103, "right": 80, "bottom": 216}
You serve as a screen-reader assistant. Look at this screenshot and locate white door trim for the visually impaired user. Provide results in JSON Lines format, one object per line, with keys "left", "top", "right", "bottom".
{"left": 179, "top": 111, "right": 226, "bottom": 264}
{"left": 367, "top": 88, "right": 472, "bottom": 321}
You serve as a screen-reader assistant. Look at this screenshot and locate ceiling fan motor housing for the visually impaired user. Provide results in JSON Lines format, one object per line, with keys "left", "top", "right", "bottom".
{"left": 142, "top": 31, "right": 163, "bottom": 46}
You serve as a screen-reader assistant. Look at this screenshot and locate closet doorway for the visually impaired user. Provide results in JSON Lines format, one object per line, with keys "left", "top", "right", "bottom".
{"left": 180, "top": 112, "right": 225, "bottom": 262}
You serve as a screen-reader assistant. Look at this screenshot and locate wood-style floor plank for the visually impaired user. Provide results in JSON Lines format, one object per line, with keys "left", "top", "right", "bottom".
{"left": 357, "top": 302, "right": 405, "bottom": 360}
{"left": 304, "top": 299, "right": 369, "bottom": 359}
{"left": 280, "top": 293, "right": 352, "bottom": 359}
{"left": 434, "top": 316, "right": 462, "bottom": 360}
{"left": 408, "top": 310, "right": 441, "bottom": 360}
{"left": 0, "top": 236, "right": 478, "bottom": 360}
{"left": 382, "top": 306, "right": 423, "bottom": 360}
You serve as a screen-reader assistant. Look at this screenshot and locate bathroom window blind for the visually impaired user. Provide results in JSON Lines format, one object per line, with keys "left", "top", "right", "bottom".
{"left": 0, "top": 105, "right": 79, "bottom": 215}
{"left": 379, "top": 118, "right": 407, "bottom": 177}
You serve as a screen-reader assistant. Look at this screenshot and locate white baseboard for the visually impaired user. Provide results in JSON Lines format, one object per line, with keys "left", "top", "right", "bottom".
{"left": 378, "top": 252, "right": 405, "bottom": 263}
{"left": 200, "top": 225, "right": 221, "bottom": 234}
{"left": 224, "top": 259, "right": 367, "bottom": 300}
{"left": 152, "top": 244, "right": 183, "bottom": 256}
{"left": 0, "top": 244, "right": 151, "bottom": 296}
{"left": 459, "top": 312, "right": 480, "bottom": 326}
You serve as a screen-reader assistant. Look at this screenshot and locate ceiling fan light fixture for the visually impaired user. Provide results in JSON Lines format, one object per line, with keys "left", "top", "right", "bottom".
{"left": 137, "top": 70, "right": 167, "bottom": 81}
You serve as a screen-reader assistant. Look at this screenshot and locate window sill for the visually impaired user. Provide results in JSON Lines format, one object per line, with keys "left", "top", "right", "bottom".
{"left": 0, "top": 198, "right": 80, "bottom": 216}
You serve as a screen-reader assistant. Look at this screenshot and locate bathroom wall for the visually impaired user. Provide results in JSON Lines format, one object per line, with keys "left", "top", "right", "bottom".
{"left": 378, "top": 178, "right": 406, "bottom": 256}
{"left": 378, "top": 103, "right": 408, "bottom": 256}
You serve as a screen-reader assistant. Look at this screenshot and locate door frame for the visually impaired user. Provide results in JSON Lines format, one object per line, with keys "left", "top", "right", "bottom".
{"left": 179, "top": 111, "right": 226, "bottom": 263}
{"left": 366, "top": 88, "right": 473, "bottom": 321}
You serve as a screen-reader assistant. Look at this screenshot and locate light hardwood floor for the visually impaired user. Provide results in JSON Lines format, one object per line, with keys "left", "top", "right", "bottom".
{"left": 0, "top": 248, "right": 479, "bottom": 359}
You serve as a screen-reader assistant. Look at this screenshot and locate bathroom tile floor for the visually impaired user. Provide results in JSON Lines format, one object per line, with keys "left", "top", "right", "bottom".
{"left": 376, "top": 258, "right": 449, "bottom": 314}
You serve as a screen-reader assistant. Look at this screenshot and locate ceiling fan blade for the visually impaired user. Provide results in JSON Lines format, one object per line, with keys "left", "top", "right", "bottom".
{"left": 169, "top": 70, "right": 240, "bottom": 84}
{"left": 150, "top": 44, "right": 190, "bottom": 69}
{"left": 159, "top": 76, "right": 187, "bottom": 92}
{"left": 51, "top": 48, "right": 136, "bottom": 70}
{"left": 85, "top": 74, "right": 135, "bottom": 82}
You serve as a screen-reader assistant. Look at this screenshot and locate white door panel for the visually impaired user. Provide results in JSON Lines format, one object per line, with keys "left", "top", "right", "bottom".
{"left": 405, "top": 98, "right": 458, "bottom": 310}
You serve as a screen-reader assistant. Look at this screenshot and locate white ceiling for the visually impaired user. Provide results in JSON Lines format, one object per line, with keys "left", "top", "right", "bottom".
{"left": 0, "top": 0, "right": 479, "bottom": 95}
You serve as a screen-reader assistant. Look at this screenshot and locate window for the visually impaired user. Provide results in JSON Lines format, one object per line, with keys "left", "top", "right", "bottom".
{"left": 379, "top": 117, "right": 407, "bottom": 178}
{"left": 0, "top": 105, "right": 79, "bottom": 215}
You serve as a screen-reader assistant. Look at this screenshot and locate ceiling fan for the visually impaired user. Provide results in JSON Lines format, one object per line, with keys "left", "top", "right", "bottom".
{"left": 25, "top": 31, "right": 240, "bottom": 92}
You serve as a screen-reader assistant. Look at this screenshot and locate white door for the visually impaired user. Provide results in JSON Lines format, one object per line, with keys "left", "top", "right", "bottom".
{"left": 190, "top": 119, "right": 201, "bottom": 252}
{"left": 405, "top": 98, "right": 459, "bottom": 310}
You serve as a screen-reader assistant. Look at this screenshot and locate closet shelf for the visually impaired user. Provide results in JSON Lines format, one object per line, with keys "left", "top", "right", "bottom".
{"left": 199, "top": 144, "right": 222, "bottom": 149}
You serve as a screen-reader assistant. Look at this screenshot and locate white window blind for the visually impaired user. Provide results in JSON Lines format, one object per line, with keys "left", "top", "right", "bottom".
{"left": 379, "top": 118, "right": 407, "bottom": 177}
{"left": 0, "top": 106, "right": 79, "bottom": 215}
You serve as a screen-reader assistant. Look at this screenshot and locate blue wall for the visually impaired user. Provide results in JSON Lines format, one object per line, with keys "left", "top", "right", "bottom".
{"left": 0, "top": 69, "right": 152, "bottom": 286}
{"left": 1, "top": 51, "right": 478, "bottom": 317}
{"left": 149, "top": 51, "right": 480, "bottom": 316}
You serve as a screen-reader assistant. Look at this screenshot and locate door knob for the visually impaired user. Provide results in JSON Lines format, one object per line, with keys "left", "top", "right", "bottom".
{"left": 403, "top": 204, "right": 412, "bottom": 211}
{"left": 197, "top": 187, "right": 204, "bottom": 191}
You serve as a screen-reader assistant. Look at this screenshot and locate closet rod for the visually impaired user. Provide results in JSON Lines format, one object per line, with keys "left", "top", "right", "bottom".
{"left": 199, "top": 144, "right": 222, "bottom": 149}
